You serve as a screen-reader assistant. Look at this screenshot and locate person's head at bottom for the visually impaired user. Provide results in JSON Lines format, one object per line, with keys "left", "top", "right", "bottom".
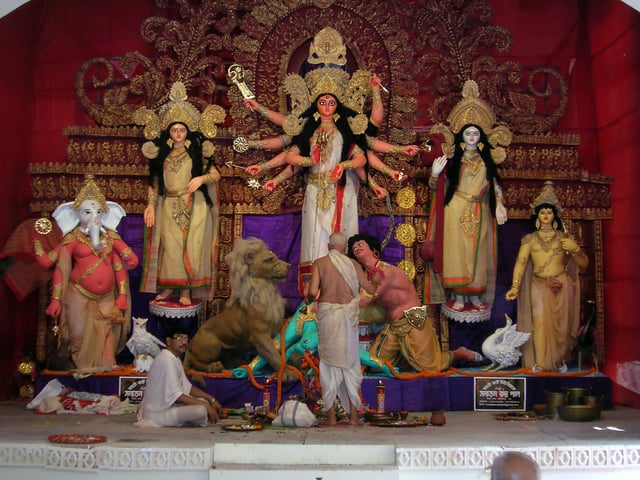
{"left": 490, "top": 451, "right": 540, "bottom": 480}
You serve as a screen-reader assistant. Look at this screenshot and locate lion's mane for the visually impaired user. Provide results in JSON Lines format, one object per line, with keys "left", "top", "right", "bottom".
{"left": 224, "top": 237, "right": 286, "bottom": 324}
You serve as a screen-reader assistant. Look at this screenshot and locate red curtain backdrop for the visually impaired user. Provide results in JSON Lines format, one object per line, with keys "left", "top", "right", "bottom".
{"left": 0, "top": 0, "right": 155, "bottom": 399}
{"left": 0, "top": 0, "right": 638, "bottom": 406}
{"left": 586, "top": 2, "right": 640, "bottom": 407}
{"left": 0, "top": 0, "right": 39, "bottom": 400}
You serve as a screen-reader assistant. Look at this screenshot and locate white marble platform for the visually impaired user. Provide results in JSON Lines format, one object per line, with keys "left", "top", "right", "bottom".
{"left": 0, "top": 402, "right": 638, "bottom": 480}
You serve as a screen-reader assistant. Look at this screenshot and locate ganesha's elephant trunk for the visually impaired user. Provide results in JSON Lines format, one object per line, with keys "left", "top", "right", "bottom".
{"left": 86, "top": 213, "right": 104, "bottom": 250}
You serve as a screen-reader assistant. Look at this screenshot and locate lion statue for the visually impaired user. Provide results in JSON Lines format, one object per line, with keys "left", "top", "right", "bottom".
{"left": 184, "top": 237, "right": 293, "bottom": 378}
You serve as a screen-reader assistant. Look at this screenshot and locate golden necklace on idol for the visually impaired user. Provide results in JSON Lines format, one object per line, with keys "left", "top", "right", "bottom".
{"left": 462, "top": 148, "right": 481, "bottom": 176}
{"left": 316, "top": 120, "right": 335, "bottom": 153}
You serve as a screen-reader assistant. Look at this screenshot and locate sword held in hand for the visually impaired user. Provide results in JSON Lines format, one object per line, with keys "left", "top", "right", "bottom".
{"left": 227, "top": 64, "right": 255, "bottom": 99}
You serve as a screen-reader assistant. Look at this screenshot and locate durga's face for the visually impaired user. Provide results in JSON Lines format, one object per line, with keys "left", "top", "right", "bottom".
{"left": 316, "top": 95, "right": 337, "bottom": 119}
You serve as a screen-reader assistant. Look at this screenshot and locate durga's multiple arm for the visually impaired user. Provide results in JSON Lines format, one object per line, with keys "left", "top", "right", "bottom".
{"left": 369, "top": 73, "right": 384, "bottom": 127}
{"left": 240, "top": 73, "right": 412, "bottom": 193}
{"left": 263, "top": 164, "right": 300, "bottom": 192}
{"left": 244, "top": 98, "right": 285, "bottom": 127}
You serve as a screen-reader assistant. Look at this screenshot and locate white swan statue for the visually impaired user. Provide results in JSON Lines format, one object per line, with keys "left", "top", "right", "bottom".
{"left": 481, "top": 314, "right": 531, "bottom": 372}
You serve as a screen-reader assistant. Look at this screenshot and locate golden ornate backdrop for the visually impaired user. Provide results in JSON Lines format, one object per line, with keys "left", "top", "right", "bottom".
{"left": 27, "top": 0, "right": 611, "bottom": 364}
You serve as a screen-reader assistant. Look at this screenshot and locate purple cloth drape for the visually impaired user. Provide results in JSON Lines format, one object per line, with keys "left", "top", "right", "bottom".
{"left": 116, "top": 213, "right": 404, "bottom": 362}
{"left": 242, "top": 213, "right": 405, "bottom": 315}
{"left": 117, "top": 213, "right": 535, "bottom": 363}
{"left": 36, "top": 372, "right": 613, "bottom": 411}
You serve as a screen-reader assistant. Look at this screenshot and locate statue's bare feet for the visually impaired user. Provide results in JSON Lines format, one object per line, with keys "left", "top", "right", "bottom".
{"left": 451, "top": 300, "right": 465, "bottom": 311}
{"left": 155, "top": 289, "right": 173, "bottom": 301}
{"left": 451, "top": 295, "right": 465, "bottom": 311}
{"left": 205, "top": 361, "right": 225, "bottom": 374}
{"left": 469, "top": 296, "right": 486, "bottom": 310}
{"left": 532, "top": 363, "right": 549, "bottom": 373}
{"left": 179, "top": 289, "right": 191, "bottom": 305}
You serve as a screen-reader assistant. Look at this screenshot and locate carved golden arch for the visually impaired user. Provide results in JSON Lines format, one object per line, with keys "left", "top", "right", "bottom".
{"left": 227, "top": 2, "right": 418, "bottom": 216}
{"left": 247, "top": 8, "right": 394, "bottom": 121}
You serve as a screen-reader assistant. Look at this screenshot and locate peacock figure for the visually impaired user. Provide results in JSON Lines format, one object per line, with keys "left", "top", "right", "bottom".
{"left": 481, "top": 314, "right": 531, "bottom": 372}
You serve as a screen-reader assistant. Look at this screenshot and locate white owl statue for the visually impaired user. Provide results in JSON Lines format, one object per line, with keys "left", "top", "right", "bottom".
{"left": 126, "top": 317, "right": 166, "bottom": 373}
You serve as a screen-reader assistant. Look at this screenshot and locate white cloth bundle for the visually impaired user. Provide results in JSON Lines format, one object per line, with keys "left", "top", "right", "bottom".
{"left": 271, "top": 400, "right": 317, "bottom": 428}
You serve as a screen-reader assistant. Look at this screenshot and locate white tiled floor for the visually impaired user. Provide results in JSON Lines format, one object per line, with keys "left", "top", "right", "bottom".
{"left": 0, "top": 401, "right": 638, "bottom": 480}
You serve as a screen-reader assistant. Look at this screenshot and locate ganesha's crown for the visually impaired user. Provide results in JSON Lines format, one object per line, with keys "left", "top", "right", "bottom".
{"left": 72, "top": 174, "right": 108, "bottom": 211}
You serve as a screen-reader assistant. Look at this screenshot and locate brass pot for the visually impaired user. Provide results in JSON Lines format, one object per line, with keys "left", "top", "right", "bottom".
{"left": 532, "top": 403, "right": 548, "bottom": 416}
{"left": 545, "top": 391, "right": 567, "bottom": 418}
{"left": 564, "top": 387, "right": 590, "bottom": 405}
{"left": 557, "top": 404, "right": 597, "bottom": 422}
{"left": 583, "top": 395, "right": 603, "bottom": 419}
{"left": 364, "top": 411, "right": 404, "bottom": 424}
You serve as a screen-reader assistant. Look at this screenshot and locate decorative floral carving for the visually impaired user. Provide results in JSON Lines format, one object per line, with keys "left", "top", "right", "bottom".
{"left": 74, "top": 0, "right": 234, "bottom": 126}
{"left": 413, "top": 0, "right": 567, "bottom": 135}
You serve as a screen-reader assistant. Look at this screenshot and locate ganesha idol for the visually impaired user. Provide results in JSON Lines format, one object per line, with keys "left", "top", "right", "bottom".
{"left": 33, "top": 174, "right": 138, "bottom": 373}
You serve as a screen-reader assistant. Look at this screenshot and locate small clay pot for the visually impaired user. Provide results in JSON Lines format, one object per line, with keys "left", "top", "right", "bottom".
{"left": 429, "top": 410, "right": 446, "bottom": 426}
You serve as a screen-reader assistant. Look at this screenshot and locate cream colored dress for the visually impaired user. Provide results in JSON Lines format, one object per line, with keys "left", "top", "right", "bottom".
{"left": 441, "top": 155, "right": 496, "bottom": 305}
{"left": 141, "top": 149, "right": 219, "bottom": 301}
